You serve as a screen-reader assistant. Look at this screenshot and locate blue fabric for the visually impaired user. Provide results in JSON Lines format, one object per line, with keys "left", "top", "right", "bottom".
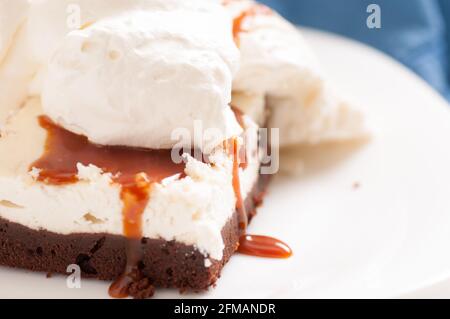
{"left": 258, "top": 0, "right": 450, "bottom": 99}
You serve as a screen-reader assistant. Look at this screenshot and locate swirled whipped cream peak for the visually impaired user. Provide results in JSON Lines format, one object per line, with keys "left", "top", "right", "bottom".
{"left": 41, "top": 0, "right": 241, "bottom": 151}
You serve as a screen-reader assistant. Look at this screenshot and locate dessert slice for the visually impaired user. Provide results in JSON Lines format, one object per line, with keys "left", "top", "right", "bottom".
{"left": 0, "top": 1, "right": 283, "bottom": 298}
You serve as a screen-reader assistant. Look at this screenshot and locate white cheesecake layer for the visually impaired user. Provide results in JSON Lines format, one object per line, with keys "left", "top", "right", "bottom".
{"left": 0, "top": 98, "right": 261, "bottom": 261}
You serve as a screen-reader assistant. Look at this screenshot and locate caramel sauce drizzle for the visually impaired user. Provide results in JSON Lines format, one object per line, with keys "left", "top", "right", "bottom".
{"left": 230, "top": 138, "right": 292, "bottom": 259}
{"left": 231, "top": 137, "right": 248, "bottom": 230}
{"left": 229, "top": 111, "right": 292, "bottom": 259}
{"left": 108, "top": 239, "right": 145, "bottom": 298}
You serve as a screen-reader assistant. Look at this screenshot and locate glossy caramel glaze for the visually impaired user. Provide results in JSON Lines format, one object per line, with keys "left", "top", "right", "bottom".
{"left": 238, "top": 235, "right": 292, "bottom": 259}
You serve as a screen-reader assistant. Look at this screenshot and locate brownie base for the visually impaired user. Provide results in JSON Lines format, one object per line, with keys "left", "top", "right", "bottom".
{"left": 0, "top": 174, "right": 270, "bottom": 294}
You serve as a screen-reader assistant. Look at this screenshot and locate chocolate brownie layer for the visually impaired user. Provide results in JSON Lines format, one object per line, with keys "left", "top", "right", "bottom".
{"left": 0, "top": 174, "right": 270, "bottom": 293}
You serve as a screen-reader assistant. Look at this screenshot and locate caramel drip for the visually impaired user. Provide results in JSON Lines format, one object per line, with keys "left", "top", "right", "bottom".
{"left": 121, "top": 178, "right": 151, "bottom": 239}
{"left": 231, "top": 106, "right": 248, "bottom": 169}
{"left": 230, "top": 138, "right": 293, "bottom": 258}
{"left": 229, "top": 107, "right": 293, "bottom": 259}
{"left": 231, "top": 137, "right": 247, "bottom": 230}
{"left": 31, "top": 116, "right": 185, "bottom": 298}
{"left": 238, "top": 235, "right": 292, "bottom": 259}
{"left": 108, "top": 239, "right": 144, "bottom": 298}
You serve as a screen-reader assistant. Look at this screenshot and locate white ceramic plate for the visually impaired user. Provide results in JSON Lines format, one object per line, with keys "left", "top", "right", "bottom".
{"left": 2, "top": 29, "right": 450, "bottom": 299}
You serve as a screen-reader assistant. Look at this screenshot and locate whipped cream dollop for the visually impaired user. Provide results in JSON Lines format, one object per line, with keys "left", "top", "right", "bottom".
{"left": 226, "top": 0, "right": 364, "bottom": 146}
{"left": 40, "top": 0, "right": 241, "bottom": 150}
